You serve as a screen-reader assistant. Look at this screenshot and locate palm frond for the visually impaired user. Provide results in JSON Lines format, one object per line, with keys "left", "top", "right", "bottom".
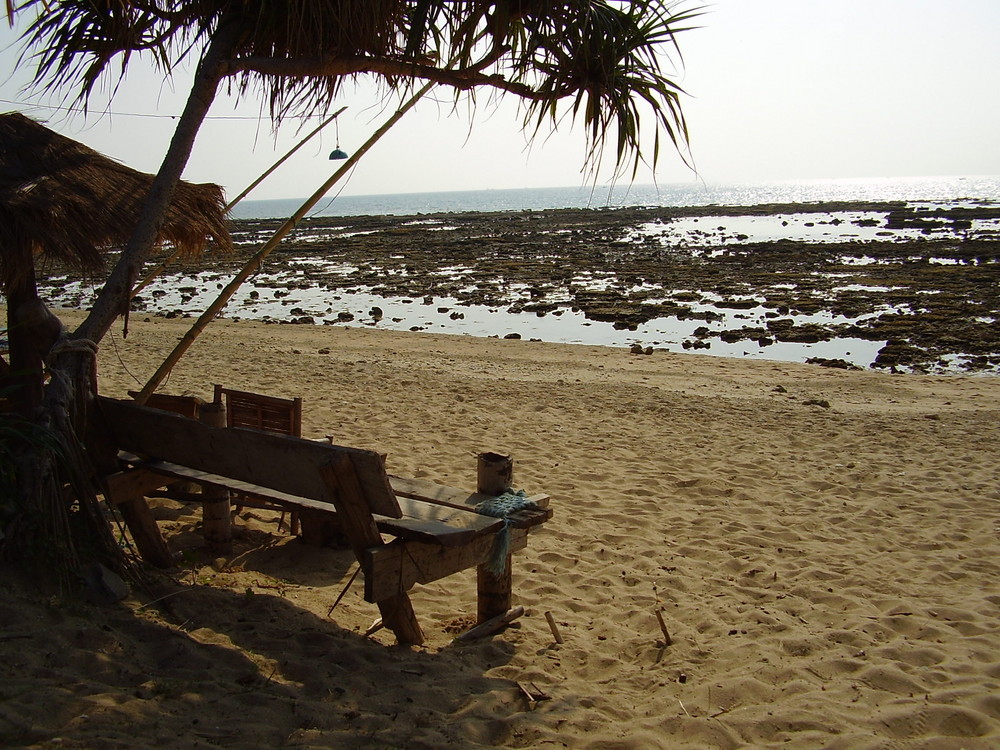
{"left": 10, "top": 0, "right": 703, "bottom": 175}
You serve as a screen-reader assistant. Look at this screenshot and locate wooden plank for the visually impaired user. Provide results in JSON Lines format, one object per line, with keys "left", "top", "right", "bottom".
{"left": 478, "top": 555, "right": 513, "bottom": 623}
{"left": 103, "top": 467, "right": 176, "bottom": 505}
{"left": 127, "top": 391, "right": 206, "bottom": 418}
{"left": 454, "top": 606, "right": 524, "bottom": 643}
{"left": 363, "top": 528, "right": 528, "bottom": 602}
{"left": 115, "top": 496, "right": 174, "bottom": 569}
{"left": 320, "top": 455, "right": 424, "bottom": 646}
{"left": 389, "top": 475, "right": 551, "bottom": 511}
{"left": 123, "top": 457, "right": 501, "bottom": 546}
{"left": 502, "top": 505, "right": 554, "bottom": 529}
{"left": 392, "top": 495, "right": 503, "bottom": 540}
{"left": 97, "top": 397, "right": 401, "bottom": 518}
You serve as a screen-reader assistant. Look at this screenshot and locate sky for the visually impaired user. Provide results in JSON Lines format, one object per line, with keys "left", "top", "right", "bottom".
{"left": 1, "top": 0, "right": 998, "bottom": 201}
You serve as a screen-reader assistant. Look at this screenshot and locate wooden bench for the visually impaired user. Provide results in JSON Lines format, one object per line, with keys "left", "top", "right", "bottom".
{"left": 95, "top": 396, "right": 551, "bottom": 645}
{"left": 212, "top": 385, "right": 303, "bottom": 534}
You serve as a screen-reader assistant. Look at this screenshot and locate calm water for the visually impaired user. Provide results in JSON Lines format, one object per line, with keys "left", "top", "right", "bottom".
{"left": 230, "top": 175, "right": 1000, "bottom": 220}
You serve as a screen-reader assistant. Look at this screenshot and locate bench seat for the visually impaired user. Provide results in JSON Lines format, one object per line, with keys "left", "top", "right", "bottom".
{"left": 120, "top": 455, "right": 553, "bottom": 546}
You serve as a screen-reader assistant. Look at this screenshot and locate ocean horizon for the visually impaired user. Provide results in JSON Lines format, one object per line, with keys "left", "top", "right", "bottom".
{"left": 230, "top": 175, "right": 1000, "bottom": 221}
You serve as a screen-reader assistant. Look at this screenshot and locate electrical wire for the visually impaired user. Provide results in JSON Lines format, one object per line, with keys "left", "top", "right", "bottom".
{"left": 0, "top": 97, "right": 330, "bottom": 121}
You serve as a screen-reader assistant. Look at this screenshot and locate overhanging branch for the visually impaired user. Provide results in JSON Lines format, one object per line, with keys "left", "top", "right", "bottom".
{"left": 223, "top": 54, "right": 544, "bottom": 100}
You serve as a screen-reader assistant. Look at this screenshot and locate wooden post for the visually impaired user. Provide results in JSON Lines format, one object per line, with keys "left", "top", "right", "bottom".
{"left": 115, "top": 496, "right": 175, "bottom": 568}
{"left": 104, "top": 468, "right": 175, "bottom": 569}
{"left": 478, "top": 559, "right": 513, "bottom": 622}
{"left": 477, "top": 452, "right": 513, "bottom": 495}
{"left": 199, "top": 402, "right": 231, "bottom": 555}
{"left": 476, "top": 452, "right": 514, "bottom": 622}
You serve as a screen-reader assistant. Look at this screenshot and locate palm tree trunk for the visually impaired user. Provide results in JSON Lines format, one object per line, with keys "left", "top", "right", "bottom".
{"left": 75, "top": 16, "right": 241, "bottom": 345}
{"left": 10, "top": 16, "right": 242, "bottom": 586}
{"left": 46, "top": 13, "right": 243, "bottom": 447}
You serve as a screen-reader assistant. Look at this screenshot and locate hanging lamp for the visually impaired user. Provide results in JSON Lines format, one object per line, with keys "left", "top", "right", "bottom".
{"left": 329, "top": 117, "right": 348, "bottom": 160}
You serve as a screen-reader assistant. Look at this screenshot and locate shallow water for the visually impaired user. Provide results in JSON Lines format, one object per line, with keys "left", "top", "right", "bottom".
{"left": 39, "top": 197, "right": 1000, "bottom": 375}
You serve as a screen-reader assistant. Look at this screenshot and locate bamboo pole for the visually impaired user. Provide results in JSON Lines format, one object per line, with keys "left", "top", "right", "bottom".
{"left": 134, "top": 85, "right": 435, "bottom": 405}
{"left": 130, "top": 108, "right": 347, "bottom": 299}
{"left": 224, "top": 107, "right": 348, "bottom": 211}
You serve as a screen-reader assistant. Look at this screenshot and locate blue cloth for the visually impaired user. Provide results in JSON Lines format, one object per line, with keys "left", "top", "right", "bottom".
{"left": 475, "top": 490, "right": 538, "bottom": 575}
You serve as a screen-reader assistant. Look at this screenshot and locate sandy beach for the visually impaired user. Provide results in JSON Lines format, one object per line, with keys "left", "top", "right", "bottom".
{"left": 3, "top": 309, "right": 1000, "bottom": 749}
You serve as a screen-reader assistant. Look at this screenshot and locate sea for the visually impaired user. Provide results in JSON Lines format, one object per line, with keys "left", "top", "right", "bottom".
{"left": 230, "top": 175, "right": 1000, "bottom": 220}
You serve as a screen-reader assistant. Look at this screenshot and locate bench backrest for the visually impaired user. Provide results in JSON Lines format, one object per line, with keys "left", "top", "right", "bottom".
{"left": 213, "top": 385, "right": 302, "bottom": 436}
{"left": 127, "top": 390, "right": 207, "bottom": 419}
{"left": 97, "top": 396, "right": 402, "bottom": 518}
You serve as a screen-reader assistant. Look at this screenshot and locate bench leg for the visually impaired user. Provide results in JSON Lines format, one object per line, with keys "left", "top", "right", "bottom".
{"left": 202, "top": 492, "right": 232, "bottom": 555}
{"left": 321, "top": 456, "right": 425, "bottom": 646}
{"left": 376, "top": 595, "right": 424, "bottom": 647}
{"left": 477, "top": 553, "right": 513, "bottom": 623}
{"left": 115, "top": 496, "right": 174, "bottom": 569}
{"left": 104, "top": 469, "right": 174, "bottom": 569}
{"left": 476, "top": 453, "right": 515, "bottom": 622}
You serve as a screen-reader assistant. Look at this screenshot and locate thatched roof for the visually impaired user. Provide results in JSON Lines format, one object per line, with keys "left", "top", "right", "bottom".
{"left": 0, "top": 112, "right": 232, "bottom": 290}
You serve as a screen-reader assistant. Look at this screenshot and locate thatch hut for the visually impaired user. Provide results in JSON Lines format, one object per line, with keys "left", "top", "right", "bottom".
{"left": 0, "top": 111, "right": 232, "bottom": 290}
{"left": 0, "top": 112, "right": 232, "bottom": 412}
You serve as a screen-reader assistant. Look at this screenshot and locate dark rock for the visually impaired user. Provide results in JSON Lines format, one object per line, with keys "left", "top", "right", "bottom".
{"left": 805, "top": 357, "right": 862, "bottom": 370}
{"left": 803, "top": 398, "right": 831, "bottom": 409}
{"left": 82, "top": 563, "right": 129, "bottom": 604}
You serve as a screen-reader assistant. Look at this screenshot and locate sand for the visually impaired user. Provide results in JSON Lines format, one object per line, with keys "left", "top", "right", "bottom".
{"left": 3, "top": 310, "right": 1000, "bottom": 749}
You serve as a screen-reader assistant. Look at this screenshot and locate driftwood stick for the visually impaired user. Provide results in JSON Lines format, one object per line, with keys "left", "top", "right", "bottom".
{"left": 544, "top": 610, "right": 564, "bottom": 644}
{"left": 517, "top": 682, "right": 537, "bottom": 704}
{"left": 655, "top": 608, "right": 673, "bottom": 646}
{"left": 453, "top": 605, "right": 525, "bottom": 643}
{"left": 327, "top": 565, "right": 362, "bottom": 617}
